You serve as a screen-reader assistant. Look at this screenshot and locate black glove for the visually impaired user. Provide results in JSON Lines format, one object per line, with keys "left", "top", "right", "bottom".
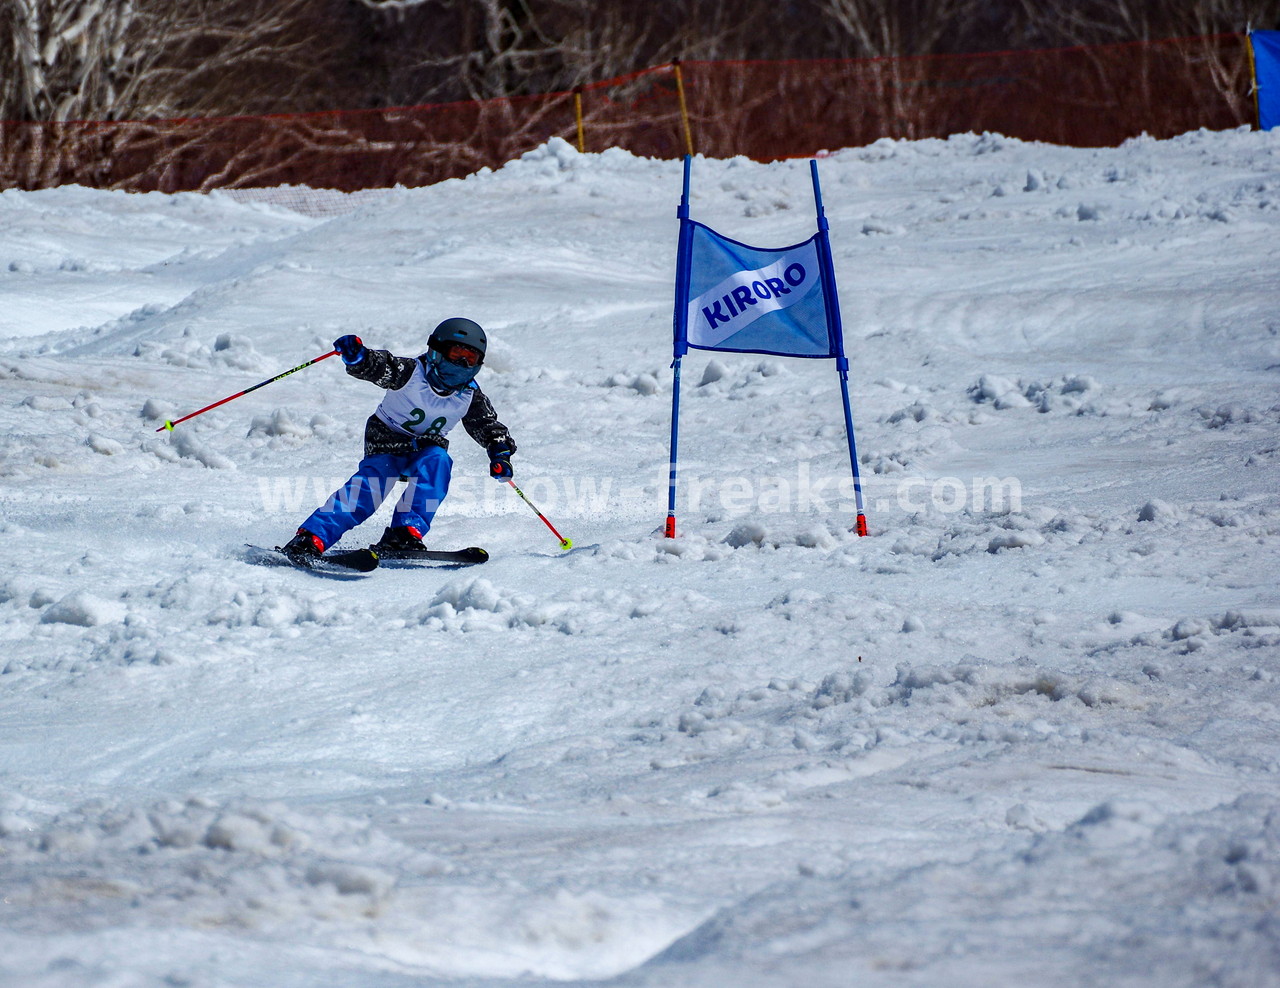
{"left": 334, "top": 334, "right": 365, "bottom": 366}
{"left": 487, "top": 441, "right": 514, "bottom": 481}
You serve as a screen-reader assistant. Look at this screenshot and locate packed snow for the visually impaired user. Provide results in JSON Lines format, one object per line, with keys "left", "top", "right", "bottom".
{"left": 1, "top": 129, "right": 1278, "bottom": 987}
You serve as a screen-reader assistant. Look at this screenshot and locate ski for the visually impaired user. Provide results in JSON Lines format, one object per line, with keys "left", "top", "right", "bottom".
{"left": 244, "top": 544, "right": 380, "bottom": 575}
{"left": 369, "top": 545, "right": 488, "bottom": 566}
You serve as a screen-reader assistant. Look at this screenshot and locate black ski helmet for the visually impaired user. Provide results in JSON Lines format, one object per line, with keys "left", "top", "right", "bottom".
{"left": 428, "top": 317, "right": 487, "bottom": 361}
{"left": 424, "top": 317, "right": 487, "bottom": 390}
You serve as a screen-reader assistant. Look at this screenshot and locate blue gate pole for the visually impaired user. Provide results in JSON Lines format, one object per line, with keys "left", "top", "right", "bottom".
{"left": 666, "top": 359, "right": 683, "bottom": 539}
{"left": 811, "top": 159, "right": 868, "bottom": 536}
{"left": 667, "top": 155, "right": 695, "bottom": 538}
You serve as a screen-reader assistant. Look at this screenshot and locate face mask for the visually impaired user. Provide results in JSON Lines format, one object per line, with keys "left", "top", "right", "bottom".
{"left": 427, "top": 349, "right": 480, "bottom": 390}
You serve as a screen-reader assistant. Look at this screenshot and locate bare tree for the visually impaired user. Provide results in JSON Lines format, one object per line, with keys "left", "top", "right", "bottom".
{"left": 805, "top": 0, "right": 989, "bottom": 57}
{"left": 1, "top": 0, "right": 366, "bottom": 122}
{"left": 351, "top": 0, "right": 797, "bottom": 106}
{"left": 784, "top": 0, "right": 988, "bottom": 139}
{"left": 351, "top": 0, "right": 556, "bottom": 103}
{"left": 0, "top": 0, "right": 140, "bottom": 121}
{"left": 126, "top": 0, "right": 362, "bottom": 118}
{"left": 3, "top": 0, "right": 1266, "bottom": 193}
{"left": 1009, "top": 0, "right": 1272, "bottom": 129}
{"left": 1014, "top": 0, "right": 1280, "bottom": 48}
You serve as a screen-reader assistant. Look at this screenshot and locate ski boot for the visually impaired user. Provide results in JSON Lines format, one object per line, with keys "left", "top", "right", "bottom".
{"left": 281, "top": 529, "right": 325, "bottom": 561}
{"left": 372, "top": 525, "right": 427, "bottom": 554}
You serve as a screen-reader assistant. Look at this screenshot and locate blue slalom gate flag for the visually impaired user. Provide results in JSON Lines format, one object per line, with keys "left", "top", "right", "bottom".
{"left": 665, "top": 156, "right": 868, "bottom": 540}
{"left": 680, "top": 224, "right": 835, "bottom": 358}
{"left": 1253, "top": 31, "right": 1280, "bottom": 131}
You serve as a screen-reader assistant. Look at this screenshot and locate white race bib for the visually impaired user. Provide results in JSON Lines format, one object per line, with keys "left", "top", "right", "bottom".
{"left": 373, "top": 361, "right": 475, "bottom": 440}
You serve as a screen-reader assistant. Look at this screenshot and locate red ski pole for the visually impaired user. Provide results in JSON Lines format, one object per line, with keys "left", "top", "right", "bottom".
{"left": 502, "top": 478, "right": 572, "bottom": 551}
{"left": 156, "top": 350, "right": 338, "bottom": 432}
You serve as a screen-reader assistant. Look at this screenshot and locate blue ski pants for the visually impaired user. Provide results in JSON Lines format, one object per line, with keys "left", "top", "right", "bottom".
{"left": 300, "top": 445, "right": 452, "bottom": 549}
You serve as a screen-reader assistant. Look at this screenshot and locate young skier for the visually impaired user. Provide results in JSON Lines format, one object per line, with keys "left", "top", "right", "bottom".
{"left": 282, "top": 318, "right": 515, "bottom": 561}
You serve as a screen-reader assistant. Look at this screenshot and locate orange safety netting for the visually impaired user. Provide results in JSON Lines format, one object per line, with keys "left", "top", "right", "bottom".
{"left": 0, "top": 34, "right": 1252, "bottom": 194}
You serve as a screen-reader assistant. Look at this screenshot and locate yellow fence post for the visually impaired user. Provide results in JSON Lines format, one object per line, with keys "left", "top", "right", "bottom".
{"left": 673, "top": 60, "right": 695, "bottom": 157}
{"left": 574, "top": 87, "right": 586, "bottom": 152}
{"left": 1247, "top": 30, "right": 1262, "bottom": 130}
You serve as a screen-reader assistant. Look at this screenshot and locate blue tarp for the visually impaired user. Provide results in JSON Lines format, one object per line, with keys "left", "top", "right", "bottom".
{"left": 1253, "top": 31, "right": 1280, "bottom": 131}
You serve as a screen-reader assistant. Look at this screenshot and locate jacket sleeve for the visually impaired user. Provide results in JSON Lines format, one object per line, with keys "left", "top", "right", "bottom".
{"left": 346, "top": 348, "right": 416, "bottom": 390}
{"left": 463, "top": 384, "right": 516, "bottom": 452}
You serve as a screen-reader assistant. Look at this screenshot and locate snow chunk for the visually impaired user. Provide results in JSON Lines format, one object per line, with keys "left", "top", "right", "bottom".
{"left": 20, "top": 395, "right": 70, "bottom": 411}
{"left": 1169, "top": 618, "right": 1210, "bottom": 641}
{"left": 884, "top": 400, "right": 940, "bottom": 424}
{"left": 417, "top": 578, "right": 630, "bottom": 634}
{"left": 1198, "top": 404, "right": 1266, "bottom": 429}
{"left": 39, "top": 592, "right": 126, "bottom": 627}
{"left": 606, "top": 372, "right": 660, "bottom": 395}
{"left": 1215, "top": 610, "right": 1280, "bottom": 633}
{"left": 204, "top": 812, "right": 278, "bottom": 854}
{"left": 1068, "top": 800, "right": 1165, "bottom": 847}
{"left": 140, "top": 397, "right": 174, "bottom": 423}
{"left": 720, "top": 520, "right": 842, "bottom": 551}
{"left": 1006, "top": 803, "right": 1050, "bottom": 832}
{"left": 87, "top": 433, "right": 125, "bottom": 455}
{"left": 248, "top": 408, "right": 312, "bottom": 439}
{"left": 518, "top": 137, "right": 582, "bottom": 172}
{"left": 1138, "top": 499, "right": 1180, "bottom": 522}
{"left": 699, "top": 359, "right": 729, "bottom": 386}
{"left": 432, "top": 577, "right": 507, "bottom": 614}
{"left": 969, "top": 374, "right": 1031, "bottom": 409}
{"left": 861, "top": 219, "right": 905, "bottom": 236}
{"left": 724, "top": 521, "right": 768, "bottom": 547}
{"left": 987, "top": 531, "right": 1044, "bottom": 553}
{"left": 812, "top": 670, "right": 875, "bottom": 708}
{"left": 169, "top": 430, "right": 235, "bottom": 469}
{"left": 305, "top": 862, "right": 394, "bottom": 897}
{"left": 211, "top": 332, "right": 267, "bottom": 372}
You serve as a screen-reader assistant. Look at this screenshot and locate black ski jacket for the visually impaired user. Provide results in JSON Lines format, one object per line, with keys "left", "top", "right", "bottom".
{"left": 346, "top": 347, "right": 515, "bottom": 458}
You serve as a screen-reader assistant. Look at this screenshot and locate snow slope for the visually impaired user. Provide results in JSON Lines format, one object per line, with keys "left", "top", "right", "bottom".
{"left": 0, "top": 129, "right": 1278, "bottom": 987}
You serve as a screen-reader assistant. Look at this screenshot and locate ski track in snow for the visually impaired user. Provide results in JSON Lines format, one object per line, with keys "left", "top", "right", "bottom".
{"left": 0, "top": 132, "right": 1278, "bottom": 986}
